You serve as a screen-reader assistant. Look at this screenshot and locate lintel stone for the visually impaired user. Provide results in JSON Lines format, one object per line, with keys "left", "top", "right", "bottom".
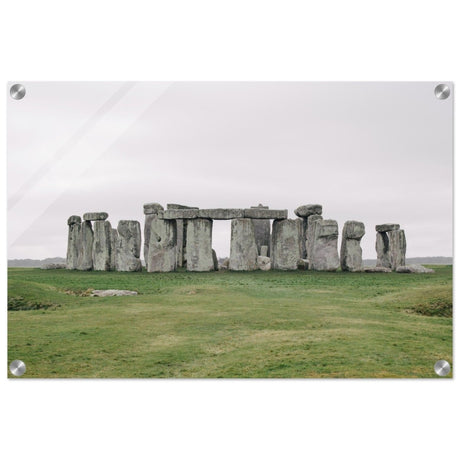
{"left": 163, "top": 208, "right": 288, "bottom": 220}
{"left": 163, "top": 209, "right": 200, "bottom": 219}
{"left": 376, "top": 223, "right": 400, "bottom": 232}
{"left": 83, "top": 212, "right": 108, "bottom": 221}
{"left": 243, "top": 209, "right": 287, "bottom": 219}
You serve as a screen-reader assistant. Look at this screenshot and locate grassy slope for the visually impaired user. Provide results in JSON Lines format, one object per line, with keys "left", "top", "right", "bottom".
{"left": 8, "top": 267, "right": 452, "bottom": 378}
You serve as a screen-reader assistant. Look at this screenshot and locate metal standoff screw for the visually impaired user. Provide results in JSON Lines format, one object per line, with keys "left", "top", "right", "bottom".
{"left": 10, "top": 83, "right": 26, "bottom": 100}
{"left": 434, "top": 359, "right": 451, "bottom": 377}
{"left": 9, "top": 360, "right": 26, "bottom": 376}
{"left": 434, "top": 83, "right": 450, "bottom": 100}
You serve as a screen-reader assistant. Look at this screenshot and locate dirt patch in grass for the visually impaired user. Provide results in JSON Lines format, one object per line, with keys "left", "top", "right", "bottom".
{"left": 406, "top": 297, "right": 452, "bottom": 317}
{"left": 8, "top": 296, "right": 61, "bottom": 311}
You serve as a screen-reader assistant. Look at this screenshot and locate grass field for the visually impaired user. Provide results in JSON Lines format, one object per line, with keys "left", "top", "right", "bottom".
{"left": 8, "top": 266, "right": 452, "bottom": 378}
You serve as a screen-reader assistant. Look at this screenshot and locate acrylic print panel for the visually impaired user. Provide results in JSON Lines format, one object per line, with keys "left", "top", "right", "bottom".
{"left": 7, "top": 82, "right": 452, "bottom": 378}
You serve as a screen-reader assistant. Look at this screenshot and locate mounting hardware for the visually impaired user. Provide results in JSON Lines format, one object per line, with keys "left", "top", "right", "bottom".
{"left": 434, "top": 84, "right": 450, "bottom": 100}
{"left": 9, "top": 360, "right": 26, "bottom": 376}
{"left": 10, "top": 84, "right": 26, "bottom": 100}
{"left": 434, "top": 359, "right": 451, "bottom": 377}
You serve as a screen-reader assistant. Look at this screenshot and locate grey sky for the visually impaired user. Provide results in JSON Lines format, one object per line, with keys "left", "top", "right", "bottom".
{"left": 7, "top": 82, "right": 452, "bottom": 260}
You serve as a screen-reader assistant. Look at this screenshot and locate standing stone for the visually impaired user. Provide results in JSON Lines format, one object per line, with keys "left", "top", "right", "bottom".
{"left": 78, "top": 220, "right": 94, "bottom": 270}
{"left": 375, "top": 232, "right": 391, "bottom": 269}
{"left": 340, "top": 221, "right": 365, "bottom": 272}
{"left": 229, "top": 218, "right": 259, "bottom": 271}
{"left": 143, "top": 203, "right": 164, "bottom": 270}
{"left": 309, "top": 219, "right": 340, "bottom": 271}
{"left": 186, "top": 218, "right": 214, "bottom": 272}
{"left": 66, "top": 216, "right": 81, "bottom": 270}
{"left": 295, "top": 204, "right": 323, "bottom": 258}
{"left": 147, "top": 217, "right": 176, "bottom": 272}
{"left": 260, "top": 245, "right": 268, "bottom": 257}
{"left": 167, "top": 204, "right": 199, "bottom": 268}
{"left": 250, "top": 204, "right": 271, "bottom": 256}
{"left": 271, "top": 219, "right": 303, "bottom": 270}
{"left": 389, "top": 229, "right": 406, "bottom": 270}
{"left": 306, "top": 214, "right": 323, "bottom": 265}
{"left": 212, "top": 249, "right": 219, "bottom": 271}
{"left": 92, "top": 220, "right": 112, "bottom": 271}
{"left": 110, "top": 229, "right": 118, "bottom": 270}
{"left": 116, "top": 220, "right": 142, "bottom": 272}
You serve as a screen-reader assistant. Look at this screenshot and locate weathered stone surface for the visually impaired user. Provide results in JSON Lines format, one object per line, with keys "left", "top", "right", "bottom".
{"left": 66, "top": 217, "right": 81, "bottom": 270}
{"left": 297, "top": 259, "right": 308, "bottom": 270}
{"left": 83, "top": 212, "right": 108, "bottom": 221}
{"left": 166, "top": 204, "right": 198, "bottom": 210}
{"left": 396, "top": 264, "right": 435, "bottom": 274}
{"left": 340, "top": 221, "right": 365, "bottom": 272}
{"left": 251, "top": 205, "right": 271, "bottom": 256}
{"left": 143, "top": 202, "right": 164, "bottom": 215}
{"left": 375, "top": 223, "right": 400, "bottom": 232}
{"left": 144, "top": 215, "right": 154, "bottom": 269}
{"left": 364, "top": 266, "right": 392, "bottom": 273}
{"left": 295, "top": 208, "right": 322, "bottom": 258}
{"left": 388, "top": 229, "right": 406, "bottom": 270}
{"left": 306, "top": 214, "right": 323, "bottom": 264}
{"left": 162, "top": 208, "right": 287, "bottom": 220}
{"left": 91, "top": 289, "right": 138, "bottom": 297}
{"left": 340, "top": 240, "right": 362, "bottom": 272}
{"left": 212, "top": 249, "right": 219, "bottom": 271}
{"left": 271, "top": 219, "right": 303, "bottom": 270}
{"left": 343, "top": 221, "right": 365, "bottom": 239}
{"left": 296, "top": 217, "right": 307, "bottom": 259}
{"left": 199, "top": 209, "right": 244, "bottom": 220}
{"left": 110, "top": 229, "right": 118, "bottom": 270}
{"left": 294, "top": 204, "right": 322, "bottom": 218}
{"left": 163, "top": 209, "right": 199, "bottom": 219}
{"left": 257, "top": 256, "right": 271, "bottom": 271}
{"left": 229, "top": 218, "right": 259, "bottom": 271}
{"left": 186, "top": 219, "right": 214, "bottom": 272}
{"left": 67, "top": 215, "right": 82, "bottom": 225}
{"left": 146, "top": 217, "right": 176, "bottom": 272}
{"left": 375, "top": 232, "right": 391, "bottom": 269}
{"left": 260, "top": 245, "right": 268, "bottom": 257}
{"left": 78, "top": 220, "right": 93, "bottom": 270}
{"left": 92, "top": 220, "right": 112, "bottom": 271}
{"left": 167, "top": 204, "right": 198, "bottom": 267}
{"left": 309, "top": 219, "right": 340, "bottom": 271}
{"left": 116, "top": 220, "right": 142, "bottom": 272}
{"left": 144, "top": 205, "right": 165, "bottom": 270}
{"left": 244, "top": 209, "right": 287, "bottom": 219}
{"left": 175, "top": 219, "right": 186, "bottom": 267}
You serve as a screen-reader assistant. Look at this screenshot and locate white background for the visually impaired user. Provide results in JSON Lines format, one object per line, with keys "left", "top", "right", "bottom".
{"left": 0, "top": 1, "right": 458, "bottom": 459}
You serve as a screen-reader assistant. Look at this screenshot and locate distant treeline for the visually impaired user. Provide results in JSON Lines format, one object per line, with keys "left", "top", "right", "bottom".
{"left": 8, "top": 256, "right": 452, "bottom": 268}
{"left": 363, "top": 257, "right": 452, "bottom": 266}
{"left": 8, "top": 257, "right": 66, "bottom": 268}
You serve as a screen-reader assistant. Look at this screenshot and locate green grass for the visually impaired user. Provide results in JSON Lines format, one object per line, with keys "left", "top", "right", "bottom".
{"left": 7, "top": 266, "right": 452, "bottom": 378}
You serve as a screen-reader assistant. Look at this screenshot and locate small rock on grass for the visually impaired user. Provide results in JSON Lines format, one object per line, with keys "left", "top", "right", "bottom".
{"left": 91, "top": 289, "right": 138, "bottom": 297}
{"left": 363, "top": 266, "right": 392, "bottom": 273}
{"left": 396, "top": 264, "right": 435, "bottom": 274}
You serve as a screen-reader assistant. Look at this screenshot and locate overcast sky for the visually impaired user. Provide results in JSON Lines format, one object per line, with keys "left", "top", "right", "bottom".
{"left": 7, "top": 82, "right": 452, "bottom": 260}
